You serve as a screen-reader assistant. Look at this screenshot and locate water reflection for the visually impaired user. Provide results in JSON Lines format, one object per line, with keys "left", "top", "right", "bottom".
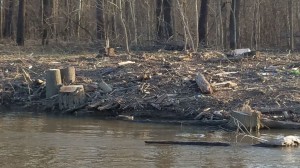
{"left": 0, "top": 112, "right": 300, "bottom": 168}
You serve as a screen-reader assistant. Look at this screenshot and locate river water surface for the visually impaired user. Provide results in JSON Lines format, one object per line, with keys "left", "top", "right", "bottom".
{"left": 0, "top": 111, "right": 300, "bottom": 168}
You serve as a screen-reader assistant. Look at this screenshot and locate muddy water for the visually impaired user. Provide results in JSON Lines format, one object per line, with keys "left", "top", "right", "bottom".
{"left": 0, "top": 112, "right": 300, "bottom": 168}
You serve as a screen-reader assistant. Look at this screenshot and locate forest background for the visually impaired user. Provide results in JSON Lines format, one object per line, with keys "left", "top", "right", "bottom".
{"left": 0, "top": 0, "right": 297, "bottom": 51}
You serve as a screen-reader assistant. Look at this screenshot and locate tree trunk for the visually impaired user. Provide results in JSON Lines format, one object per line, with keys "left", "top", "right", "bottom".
{"left": 229, "top": 0, "right": 241, "bottom": 49}
{"left": 42, "top": 0, "right": 51, "bottom": 45}
{"left": 0, "top": 0, "right": 3, "bottom": 38}
{"left": 96, "top": 0, "right": 105, "bottom": 40}
{"left": 3, "top": 0, "right": 14, "bottom": 38}
{"left": 16, "top": 0, "right": 25, "bottom": 46}
{"left": 198, "top": 0, "right": 209, "bottom": 46}
{"left": 77, "top": 0, "right": 82, "bottom": 38}
{"left": 289, "top": 0, "right": 294, "bottom": 50}
{"left": 156, "top": 0, "right": 172, "bottom": 40}
{"left": 46, "top": 69, "right": 62, "bottom": 98}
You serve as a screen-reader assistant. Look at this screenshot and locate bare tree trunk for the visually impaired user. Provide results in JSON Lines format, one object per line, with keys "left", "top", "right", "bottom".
{"left": 0, "top": 0, "right": 3, "bottom": 38}
{"left": 42, "top": 0, "right": 51, "bottom": 45}
{"left": 96, "top": 0, "right": 105, "bottom": 40}
{"left": 199, "top": 0, "right": 209, "bottom": 46}
{"left": 119, "top": 0, "right": 129, "bottom": 53}
{"left": 3, "top": 0, "right": 14, "bottom": 38}
{"left": 222, "top": 1, "right": 230, "bottom": 49}
{"left": 156, "top": 0, "right": 172, "bottom": 40}
{"left": 16, "top": 0, "right": 25, "bottom": 46}
{"left": 229, "top": 0, "right": 241, "bottom": 49}
{"left": 77, "top": 0, "right": 82, "bottom": 38}
{"left": 289, "top": 0, "right": 294, "bottom": 50}
{"left": 130, "top": 0, "right": 137, "bottom": 45}
{"left": 52, "top": 0, "right": 58, "bottom": 41}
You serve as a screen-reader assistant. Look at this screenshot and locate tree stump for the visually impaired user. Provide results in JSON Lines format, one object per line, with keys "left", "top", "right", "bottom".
{"left": 60, "top": 66, "right": 76, "bottom": 85}
{"left": 46, "top": 69, "right": 62, "bottom": 98}
{"left": 58, "top": 85, "right": 86, "bottom": 111}
{"left": 106, "top": 47, "right": 116, "bottom": 56}
{"left": 195, "top": 73, "right": 213, "bottom": 94}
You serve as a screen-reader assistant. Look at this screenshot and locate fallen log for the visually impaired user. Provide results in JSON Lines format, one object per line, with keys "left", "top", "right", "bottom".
{"left": 145, "top": 140, "right": 230, "bottom": 146}
{"left": 255, "top": 105, "right": 300, "bottom": 114}
{"left": 262, "top": 118, "right": 300, "bottom": 129}
{"left": 98, "top": 79, "right": 112, "bottom": 93}
{"left": 134, "top": 119, "right": 228, "bottom": 126}
{"left": 253, "top": 135, "right": 300, "bottom": 147}
{"left": 195, "top": 73, "right": 213, "bottom": 94}
{"left": 97, "top": 101, "right": 119, "bottom": 111}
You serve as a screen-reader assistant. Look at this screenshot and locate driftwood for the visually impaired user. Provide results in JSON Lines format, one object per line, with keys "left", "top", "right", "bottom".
{"left": 262, "top": 118, "right": 300, "bottom": 129}
{"left": 88, "top": 101, "right": 103, "bottom": 109}
{"left": 134, "top": 119, "right": 228, "bottom": 126}
{"left": 98, "top": 79, "right": 112, "bottom": 93}
{"left": 195, "top": 73, "right": 213, "bottom": 94}
{"left": 145, "top": 140, "right": 230, "bottom": 146}
{"left": 97, "top": 101, "right": 119, "bottom": 111}
{"left": 255, "top": 105, "right": 300, "bottom": 114}
{"left": 62, "top": 103, "right": 88, "bottom": 114}
{"left": 254, "top": 135, "right": 300, "bottom": 147}
{"left": 46, "top": 69, "right": 62, "bottom": 98}
{"left": 116, "top": 115, "right": 134, "bottom": 121}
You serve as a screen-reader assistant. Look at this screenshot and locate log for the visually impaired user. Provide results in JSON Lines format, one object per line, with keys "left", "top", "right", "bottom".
{"left": 254, "top": 135, "right": 300, "bottom": 147}
{"left": 145, "top": 140, "right": 230, "bottom": 146}
{"left": 195, "top": 73, "right": 213, "bottom": 94}
{"left": 134, "top": 119, "right": 228, "bottom": 126}
{"left": 255, "top": 105, "right": 300, "bottom": 114}
{"left": 262, "top": 118, "right": 300, "bottom": 129}
{"left": 60, "top": 66, "right": 76, "bottom": 85}
{"left": 46, "top": 69, "right": 62, "bottom": 98}
{"left": 98, "top": 79, "right": 112, "bottom": 93}
{"left": 97, "top": 102, "right": 119, "bottom": 111}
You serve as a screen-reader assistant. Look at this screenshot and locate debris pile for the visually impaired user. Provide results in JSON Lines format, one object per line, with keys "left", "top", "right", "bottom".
{"left": 0, "top": 48, "right": 299, "bottom": 129}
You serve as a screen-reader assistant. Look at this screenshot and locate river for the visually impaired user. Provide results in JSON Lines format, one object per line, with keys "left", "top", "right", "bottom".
{"left": 0, "top": 111, "right": 299, "bottom": 168}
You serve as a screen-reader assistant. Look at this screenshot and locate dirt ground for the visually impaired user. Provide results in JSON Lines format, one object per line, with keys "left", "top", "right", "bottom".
{"left": 0, "top": 42, "right": 299, "bottom": 122}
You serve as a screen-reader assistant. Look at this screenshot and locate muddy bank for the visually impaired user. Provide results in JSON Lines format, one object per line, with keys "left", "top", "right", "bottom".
{"left": 0, "top": 48, "right": 299, "bottom": 128}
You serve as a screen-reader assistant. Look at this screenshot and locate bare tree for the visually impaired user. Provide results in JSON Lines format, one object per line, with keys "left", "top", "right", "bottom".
{"left": 289, "top": 0, "right": 294, "bottom": 50}
{"left": 156, "top": 0, "right": 172, "bottom": 40}
{"left": 3, "top": 0, "right": 14, "bottom": 38}
{"left": 77, "top": 0, "right": 82, "bottom": 38}
{"left": 42, "top": 0, "right": 51, "bottom": 45}
{"left": 198, "top": 0, "right": 209, "bottom": 46}
{"left": 0, "top": 0, "right": 3, "bottom": 38}
{"left": 16, "top": 0, "right": 25, "bottom": 46}
{"left": 96, "top": 0, "right": 105, "bottom": 40}
{"left": 229, "top": 0, "right": 240, "bottom": 49}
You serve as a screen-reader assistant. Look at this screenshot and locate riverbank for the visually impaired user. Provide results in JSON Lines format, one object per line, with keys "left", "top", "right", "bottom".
{"left": 0, "top": 43, "right": 299, "bottom": 128}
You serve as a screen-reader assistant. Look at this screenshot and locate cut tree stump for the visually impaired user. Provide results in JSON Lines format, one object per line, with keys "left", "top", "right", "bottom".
{"left": 46, "top": 69, "right": 62, "bottom": 98}
{"left": 195, "top": 73, "right": 213, "bottom": 94}
{"left": 229, "top": 110, "right": 261, "bottom": 132}
{"left": 60, "top": 66, "right": 76, "bottom": 85}
{"left": 58, "top": 85, "right": 86, "bottom": 111}
{"left": 106, "top": 47, "right": 115, "bottom": 56}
